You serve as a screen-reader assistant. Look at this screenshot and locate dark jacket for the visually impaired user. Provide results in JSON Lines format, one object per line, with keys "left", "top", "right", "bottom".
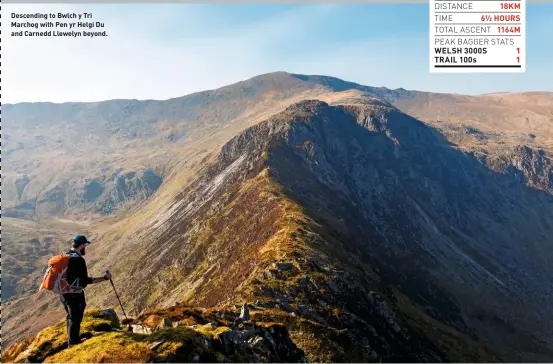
{"left": 65, "top": 250, "right": 93, "bottom": 293}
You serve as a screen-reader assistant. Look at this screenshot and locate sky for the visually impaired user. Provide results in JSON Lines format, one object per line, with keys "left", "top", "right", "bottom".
{"left": 3, "top": 3, "right": 553, "bottom": 103}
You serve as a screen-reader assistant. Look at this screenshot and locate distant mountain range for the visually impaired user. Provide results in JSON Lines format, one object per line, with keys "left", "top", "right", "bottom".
{"left": 3, "top": 72, "right": 553, "bottom": 362}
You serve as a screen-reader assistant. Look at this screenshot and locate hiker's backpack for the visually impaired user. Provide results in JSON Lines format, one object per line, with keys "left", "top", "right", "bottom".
{"left": 39, "top": 252, "right": 83, "bottom": 295}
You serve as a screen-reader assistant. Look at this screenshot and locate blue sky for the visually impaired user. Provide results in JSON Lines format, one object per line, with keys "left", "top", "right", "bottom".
{"left": 4, "top": 3, "right": 553, "bottom": 103}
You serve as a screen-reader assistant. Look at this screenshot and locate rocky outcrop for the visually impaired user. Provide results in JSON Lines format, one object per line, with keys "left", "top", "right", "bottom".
{"left": 94, "top": 168, "right": 163, "bottom": 214}
{"left": 28, "top": 168, "right": 163, "bottom": 216}
{"left": 2, "top": 308, "right": 306, "bottom": 363}
{"left": 14, "top": 175, "right": 30, "bottom": 200}
{"left": 483, "top": 145, "right": 553, "bottom": 193}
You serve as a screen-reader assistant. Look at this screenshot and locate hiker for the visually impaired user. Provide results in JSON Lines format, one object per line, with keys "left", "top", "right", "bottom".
{"left": 60, "top": 235, "right": 112, "bottom": 347}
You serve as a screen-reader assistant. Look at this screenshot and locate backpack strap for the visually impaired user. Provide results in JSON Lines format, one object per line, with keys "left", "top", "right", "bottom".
{"left": 64, "top": 251, "right": 85, "bottom": 294}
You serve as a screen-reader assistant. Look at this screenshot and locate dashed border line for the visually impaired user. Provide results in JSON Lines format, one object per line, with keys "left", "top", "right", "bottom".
{"left": 1, "top": 1, "right": 3, "bottom": 353}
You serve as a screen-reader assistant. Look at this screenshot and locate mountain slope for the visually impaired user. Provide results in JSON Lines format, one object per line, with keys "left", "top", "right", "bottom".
{"left": 4, "top": 72, "right": 552, "bottom": 218}
{"left": 70, "top": 99, "right": 553, "bottom": 361}
{"left": 4, "top": 73, "right": 553, "bottom": 361}
{"left": 3, "top": 72, "right": 419, "bottom": 218}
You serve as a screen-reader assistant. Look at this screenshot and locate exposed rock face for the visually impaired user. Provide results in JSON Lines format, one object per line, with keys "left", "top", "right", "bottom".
{"left": 14, "top": 176, "right": 30, "bottom": 200}
{"left": 95, "top": 169, "right": 163, "bottom": 214}
{"left": 260, "top": 102, "right": 553, "bottom": 348}
{"left": 10, "top": 168, "right": 163, "bottom": 217}
{"left": 483, "top": 144, "right": 553, "bottom": 193}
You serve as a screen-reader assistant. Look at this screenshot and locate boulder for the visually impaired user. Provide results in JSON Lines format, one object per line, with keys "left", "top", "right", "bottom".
{"left": 240, "top": 304, "right": 250, "bottom": 321}
{"left": 102, "top": 309, "right": 121, "bottom": 329}
{"left": 131, "top": 324, "right": 152, "bottom": 335}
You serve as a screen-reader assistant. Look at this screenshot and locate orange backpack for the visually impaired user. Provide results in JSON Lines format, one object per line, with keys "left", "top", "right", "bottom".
{"left": 39, "top": 253, "right": 83, "bottom": 295}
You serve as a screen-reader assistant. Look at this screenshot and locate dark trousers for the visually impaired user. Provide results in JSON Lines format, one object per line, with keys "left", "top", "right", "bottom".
{"left": 61, "top": 293, "right": 86, "bottom": 345}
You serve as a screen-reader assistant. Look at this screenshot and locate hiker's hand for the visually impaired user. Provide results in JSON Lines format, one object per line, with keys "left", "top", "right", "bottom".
{"left": 104, "top": 271, "right": 112, "bottom": 280}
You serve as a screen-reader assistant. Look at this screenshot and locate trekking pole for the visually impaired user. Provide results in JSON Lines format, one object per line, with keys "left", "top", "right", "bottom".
{"left": 106, "top": 270, "right": 129, "bottom": 321}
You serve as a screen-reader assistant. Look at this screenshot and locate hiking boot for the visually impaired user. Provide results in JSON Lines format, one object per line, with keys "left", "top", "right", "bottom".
{"left": 68, "top": 338, "right": 86, "bottom": 348}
